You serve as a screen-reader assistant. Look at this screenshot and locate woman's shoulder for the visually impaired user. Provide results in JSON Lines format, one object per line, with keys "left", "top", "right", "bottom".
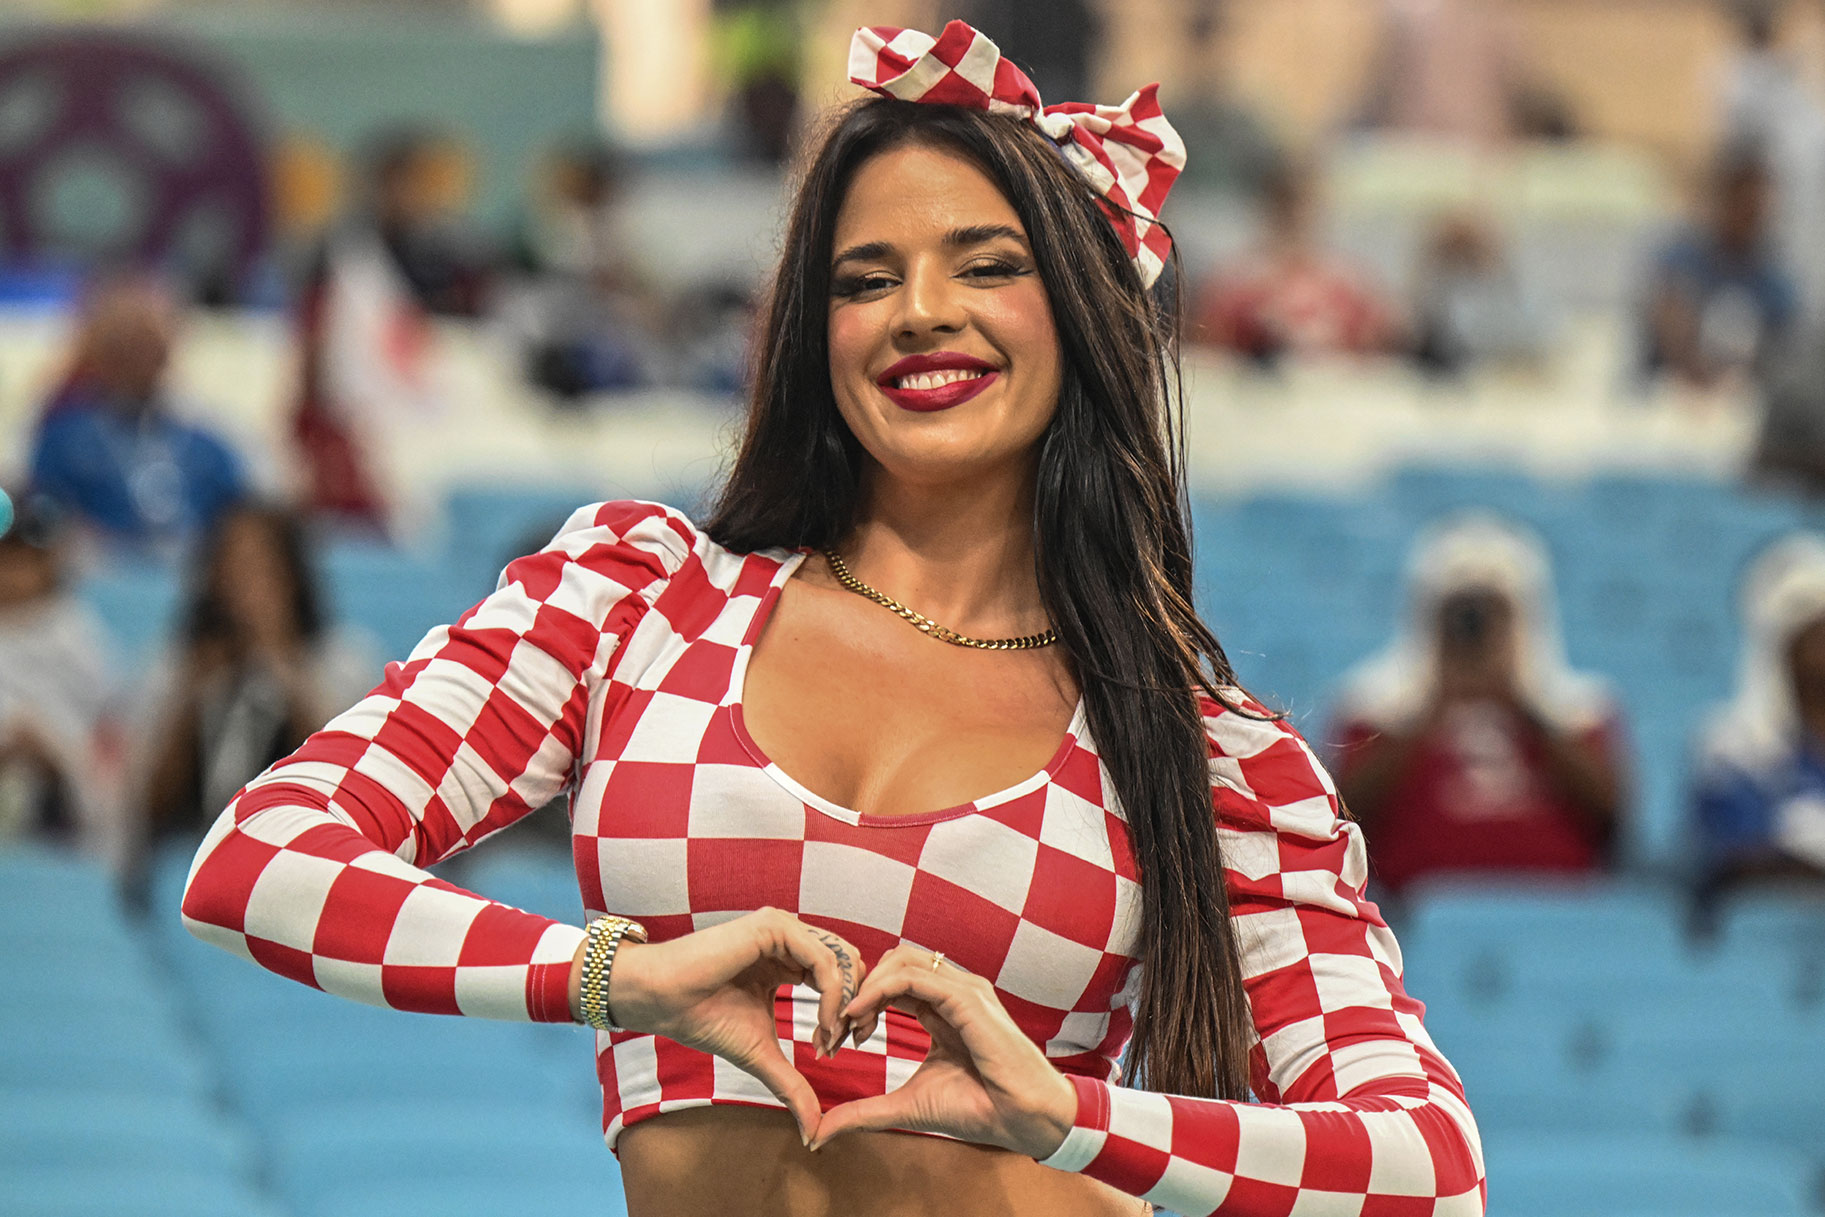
{"left": 1195, "top": 687, "right": 1345, "bottom": 835}
{"left": 535, "top": 498, "right": 798, "bottom": 597}
{"left": 548, "top": 499, "right": 699, "bottom": 557}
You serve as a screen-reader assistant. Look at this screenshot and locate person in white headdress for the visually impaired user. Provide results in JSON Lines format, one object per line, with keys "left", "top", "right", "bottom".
{"left": 1328, "top": 513, "right": 1629, "bottom": 895}
{"left": 1691, "top": 534, "right": 1825, "bottom": 894}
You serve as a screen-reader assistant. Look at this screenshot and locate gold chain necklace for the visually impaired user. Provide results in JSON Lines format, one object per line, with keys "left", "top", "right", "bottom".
{"left": 821, "top": 549, "right": 1057, "bottom": 650}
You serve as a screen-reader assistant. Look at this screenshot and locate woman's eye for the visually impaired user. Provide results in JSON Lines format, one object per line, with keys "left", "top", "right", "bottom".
{"left": 964, "top": 260, "right": 1025, "bottom": 279}
{"left": 833, "top": 274, "right": 896, "bottom": 298}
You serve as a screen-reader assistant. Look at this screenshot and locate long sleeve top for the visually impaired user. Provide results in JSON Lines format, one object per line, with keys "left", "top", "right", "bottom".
{"left": 181, "top": 499, "right": 1485, "bottom": 1215}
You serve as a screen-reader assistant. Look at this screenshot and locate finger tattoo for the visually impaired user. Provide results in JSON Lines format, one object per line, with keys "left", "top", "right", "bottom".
{"left": 813, "top": 930, "right": 858, "bottom": 1007}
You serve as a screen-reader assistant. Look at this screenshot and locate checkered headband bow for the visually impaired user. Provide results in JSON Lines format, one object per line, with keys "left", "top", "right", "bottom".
{"left": 848, "top": 20, "right": 1185, "bottom": 289}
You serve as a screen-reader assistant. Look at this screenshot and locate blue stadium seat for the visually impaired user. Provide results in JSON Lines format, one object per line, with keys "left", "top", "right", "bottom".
{"left": 319, "top": 538, "right": 472, "bottom": 663}
{"left": 0, "top": 1018, "right": 214, "bottom": 1100}
{"left": 1227, "top": 491, "right": 1348, "bottom": 546}
{"left": 265, "top": 1100, "right": 615, "bottom": 1214}
{"left": 1464, "top": 1070, "right": 1696, "bottom": 1139}
{"left": 441, "top": 483, "right": 607, "bottom": 598}
{"left": 207, "top": 1010, "right": 570, "bottom": 1129}
{"left": 1713, "top": 888, "right": 1825, "bottom": 963}
{"left": 0, "top": 845, "right": 131, "bottom": 934}
{"left": 1399, "top": 877, "right": 1690, "bottom": 1008}
{"left": 1417, "top": 1001, "right": 1586, "bottom": 1083}
{"left": 1508, "top": 940, "right": 1795, "bottom": 1019}
{"left": 0, "top": 1094, "right": 255, "bottom": 1178}
{"left": 0, "top": 1168, "right": 285, "bottom": 1217}
{"left": 1639, "top": 1023, "right": 1825, "bottom": 1164}
{"left": 305, "top": 1177, "right": 628, "bottom": 1217}
{"left": 1386, "top": 466, "right": 1554, "bottom": 526}
{"left": 0, "top": 938, "right": 173, "bottom": 1001}
{"left": 1484, "top": 1133, "right": 1814, "bottom": 1217}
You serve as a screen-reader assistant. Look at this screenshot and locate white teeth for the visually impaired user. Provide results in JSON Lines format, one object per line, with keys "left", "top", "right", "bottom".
{"left": 894, "top": 368, "right": 987, "bottom": 391}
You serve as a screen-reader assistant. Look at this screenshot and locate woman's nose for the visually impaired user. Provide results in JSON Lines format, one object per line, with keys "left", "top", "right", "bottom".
{"left": 894, "top": 261, "right": 965, "bottom": 338}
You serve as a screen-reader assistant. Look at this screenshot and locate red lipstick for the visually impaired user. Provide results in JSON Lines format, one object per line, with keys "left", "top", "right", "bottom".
{"left": 875, "top": 352, "right": 1000, "bottom": 413}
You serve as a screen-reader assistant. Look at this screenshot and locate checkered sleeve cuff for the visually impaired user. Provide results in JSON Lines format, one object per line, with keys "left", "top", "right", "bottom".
{"left": 1038, "top": 1076, "right": 1486, "bottom": 1217}
{"left": 1036, "top": 1074, "right": 1113, "bottom": 1173}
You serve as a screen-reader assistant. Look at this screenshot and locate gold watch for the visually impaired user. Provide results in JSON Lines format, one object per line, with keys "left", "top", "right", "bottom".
{"left": 579, "top": 914, "right": 648, "bottom": 1032}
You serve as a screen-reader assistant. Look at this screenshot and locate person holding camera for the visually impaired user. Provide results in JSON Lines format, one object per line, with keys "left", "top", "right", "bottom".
{"left": 1691, "top": 534, "right": 1825, "bottom": 902}
{"left": 1329, "top": 514, "right": 1628, "bottom": 895}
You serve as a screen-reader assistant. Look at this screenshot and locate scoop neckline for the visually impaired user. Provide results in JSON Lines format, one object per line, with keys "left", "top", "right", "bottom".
{"left": 727, "top": 547, "right": 1086, "bottom": 828}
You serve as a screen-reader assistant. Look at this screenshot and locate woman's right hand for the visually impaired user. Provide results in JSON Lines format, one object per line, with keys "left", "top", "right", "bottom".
{"left": 594, "top": 907, "right": 866, "bottom": 1144}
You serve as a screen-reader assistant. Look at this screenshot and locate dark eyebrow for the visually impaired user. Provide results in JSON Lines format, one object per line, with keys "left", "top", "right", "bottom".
{"left": 945, "top": 223, "right": 1029, "bottom": 250}
{"left": 832, "top": 240, "right": 893, "bottom": 269}
{"left": 831, "top": 224, "right": 1031, "bottom": 269}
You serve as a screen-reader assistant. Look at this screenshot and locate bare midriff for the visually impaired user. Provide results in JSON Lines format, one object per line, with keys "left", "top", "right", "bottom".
{"left": 617, "top": 1106, "right": 1150, "bottom": 1217}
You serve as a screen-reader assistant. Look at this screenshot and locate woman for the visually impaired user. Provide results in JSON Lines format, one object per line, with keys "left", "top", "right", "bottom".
{"left": 182, "top": 22, "right": 1484, "bottom": 1216}
{"left": 1329, "top": 514, "right": 1627, "bottom": 896}
{"left": 1692, "top": 534, "right": 1825, "bottom": 898}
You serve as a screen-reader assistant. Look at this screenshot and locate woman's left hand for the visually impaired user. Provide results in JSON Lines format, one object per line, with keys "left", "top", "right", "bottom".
{"left": 807, "top": 944, "right": 1078, "bottom": 1159}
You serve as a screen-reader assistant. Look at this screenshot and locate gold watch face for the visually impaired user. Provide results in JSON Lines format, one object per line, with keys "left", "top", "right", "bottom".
{"left": 622, "top": 919, "right": 649, "bottom": 944}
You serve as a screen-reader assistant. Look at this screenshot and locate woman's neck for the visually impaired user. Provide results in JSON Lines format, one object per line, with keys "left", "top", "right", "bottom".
{"left": 839, "top": 464, "right": 1046, "bottom": 637}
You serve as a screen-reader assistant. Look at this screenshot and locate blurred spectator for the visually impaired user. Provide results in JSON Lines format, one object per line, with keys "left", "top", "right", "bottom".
{"left": 499, "top": 138, "right": 658, "bottom": 399}
{"left": 1640, "top": 148, "right": 1799, "bottom": 389}
{"left": 1691, "top": 534, "right": 1825, "bottom": 898}
{"left": 667, "top": 280, "right": 760, "bottom": 394}
{"left": 1409, "top": 210, "right": 1548, "bottom": 376}
{"left": 1717, "top": 0, "right": 1825, "bottom": 324}
{"left": 1193, "top": 160, "right": 1401, "bottom": 363}
{"left": 1171, "top": 3, "right": 1283, "bottom": 199}
{"left": 28, "top": 272, "right": 247, "bottom": 548}
{"left": 138, "top": 502, "right": 373, "bottom": 844}
{"left": 1329, "top": 515, "right": 1628, "bottom": 896}
{"left": 1355, "top": 0, "right": 1530, "bottom": 147}
{"left": 292, "top": 127, "right": 494, "bottom": 527}
{"left": 709, "top": 0, "right": 804, "bottom": 165}
{"left": 0, "top": 496, "right": 127, "bottom": 870}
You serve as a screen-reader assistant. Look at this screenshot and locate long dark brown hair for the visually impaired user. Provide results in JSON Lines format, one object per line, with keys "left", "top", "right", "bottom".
{"left": 703, "top": 97, "right": 1253, "bottom": 1100}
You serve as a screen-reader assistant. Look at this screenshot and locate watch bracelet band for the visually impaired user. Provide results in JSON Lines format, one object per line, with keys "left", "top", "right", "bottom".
{"left": 579, "top": 915, "right": 644, "bottom": 1032}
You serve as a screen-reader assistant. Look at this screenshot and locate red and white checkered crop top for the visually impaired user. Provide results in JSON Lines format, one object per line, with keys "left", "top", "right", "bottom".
{"left": 183, "top": 500, "right": 1486, "bottom": 1216}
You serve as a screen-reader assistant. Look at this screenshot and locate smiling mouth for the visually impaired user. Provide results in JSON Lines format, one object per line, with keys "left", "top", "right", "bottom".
{"left": 877, "top": 367, "right": 1001, "bottom": 413}
{"left": 892, "top": 368, "right": 990, "bottom": 391}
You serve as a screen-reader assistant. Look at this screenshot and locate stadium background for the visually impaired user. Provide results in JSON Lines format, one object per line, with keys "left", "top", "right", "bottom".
{"left": 0, "top": 1, "right": 1821, "bottom": 1215}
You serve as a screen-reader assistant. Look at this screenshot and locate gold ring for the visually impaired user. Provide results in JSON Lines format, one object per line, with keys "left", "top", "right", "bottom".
{"left": 930, "top": 951, "right": 946, "bottom": 972}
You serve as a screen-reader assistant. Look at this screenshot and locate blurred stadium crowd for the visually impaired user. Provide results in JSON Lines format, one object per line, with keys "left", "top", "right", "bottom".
{"left": 2, "top": 1, "right": 1825, "bottom": 1215}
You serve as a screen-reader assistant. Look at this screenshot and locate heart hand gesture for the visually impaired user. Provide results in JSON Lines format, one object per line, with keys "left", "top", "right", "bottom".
{"left": 604, "top": 907, "right": 865, "bottom": 1144}
{"left": 807, "top": 944, "right": 1078, "bottom": 1159}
